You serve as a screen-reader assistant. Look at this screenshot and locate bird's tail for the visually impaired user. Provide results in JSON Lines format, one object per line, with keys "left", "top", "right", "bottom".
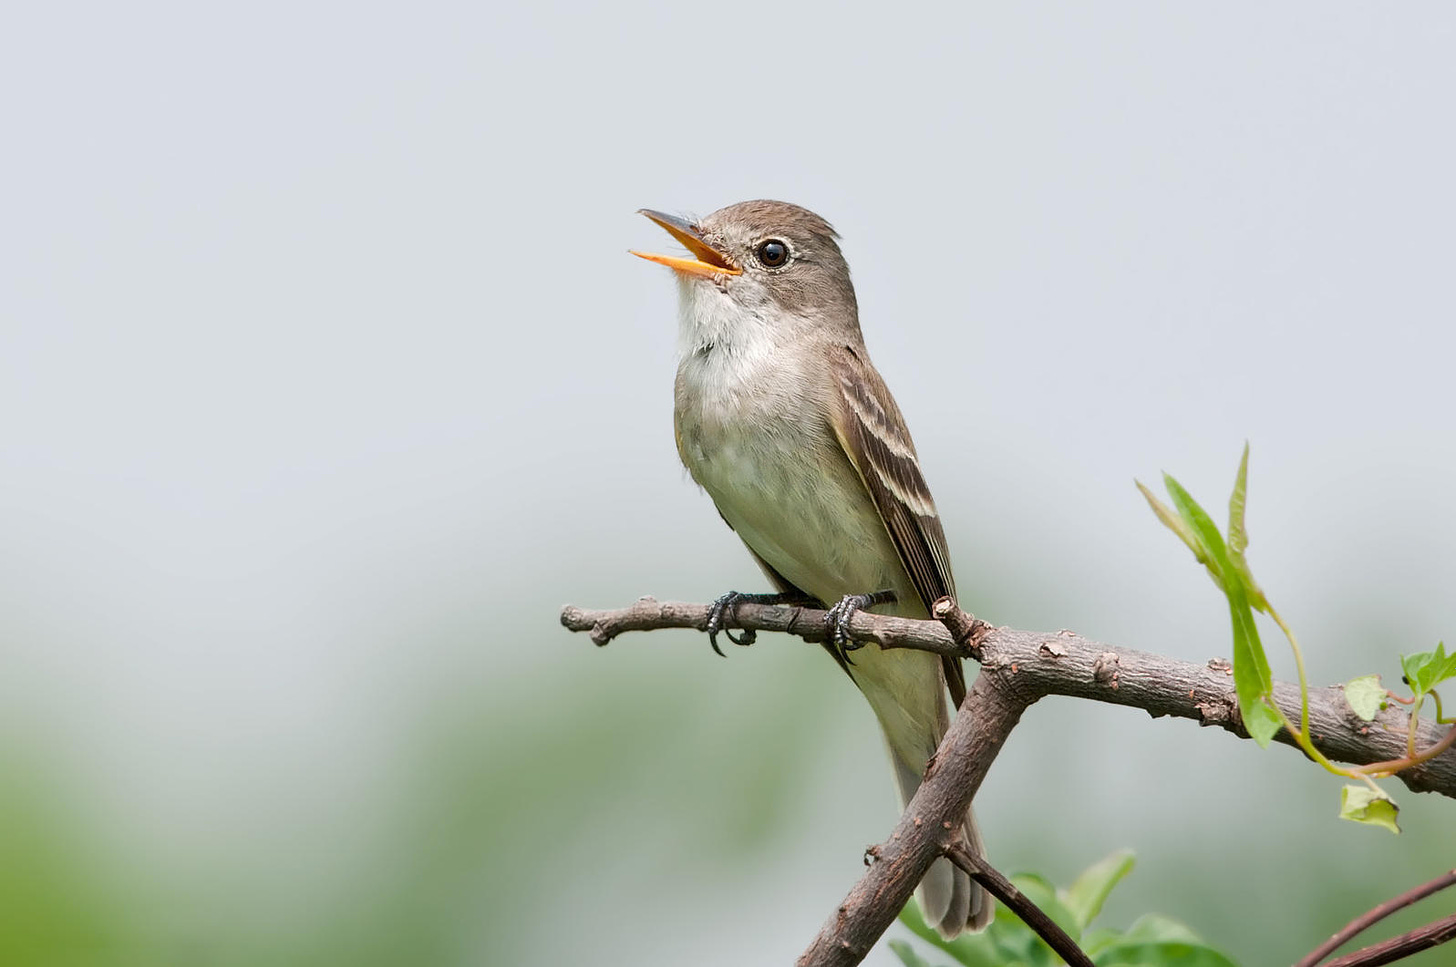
{"left": 891, "top": 753, "right": 994, "bottom": 938}
{"left": 852, "top": 643, "right": 992, "bottom": 938}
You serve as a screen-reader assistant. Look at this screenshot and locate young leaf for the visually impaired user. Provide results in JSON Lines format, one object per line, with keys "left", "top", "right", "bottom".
{"left": 1092, "top": 941, "right": 1240, "bottom": 966}
{"left": 1010, "top": 872, "right": 1084, "bottom": 943}
{"left": 1062, "top": 850, "right": 1135, "bottom": 933}
{"left": 1224, "top": 444, "right": 1267, "bottom": 611}
{"left": 1079, "top": 927, "right": 1122, "bottom": 957}
{"left": 888, "top": 939, "right": 944, "bottom": 967}
{"left": 1401, "top": 642, "right": 1456, "bottom": 698}
{"left": 1136, "top": 481, "right": 1206, "bottom": 565}
{"left": 1113, "top": 913, "right": 1210, "bottom": 944}
{"left": 1226, "top": 444, "right": 1250, "bottom": 559}
{"left": 1094, "top": 914, "right": 1240, "bottom": 964}
{"left": 1146, "top": 459, "right": 1281, "bottom": 746}
{"left": 1162, "top": 474, "right": 1232, "bottom": 586}
{"left": 1339, "top": 785, "right": 1401, "bottom": 834}
{"left": 1227, "top": 596, "right": 1281, "bottom": 747}
{"left": 1343, "top": 675, "right": 1386, "bottom": 721}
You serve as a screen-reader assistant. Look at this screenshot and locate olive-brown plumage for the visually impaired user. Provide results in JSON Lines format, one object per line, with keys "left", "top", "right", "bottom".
{"left": 638, "top": 200, "right": 991, "bottom": 937}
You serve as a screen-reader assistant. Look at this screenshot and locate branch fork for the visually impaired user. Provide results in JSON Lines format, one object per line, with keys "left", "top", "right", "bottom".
{"left": 560, "top": 597, "right": 1456, "bottom": 965}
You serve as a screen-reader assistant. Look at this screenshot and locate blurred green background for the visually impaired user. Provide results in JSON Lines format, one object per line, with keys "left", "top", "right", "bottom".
{"left": 4, "top": 3, "right": 1456, "bottom": 965}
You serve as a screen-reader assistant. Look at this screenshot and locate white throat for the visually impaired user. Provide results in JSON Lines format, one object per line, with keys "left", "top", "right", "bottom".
{"left": 674, "top": 275, "right": 782, "bottom": 362}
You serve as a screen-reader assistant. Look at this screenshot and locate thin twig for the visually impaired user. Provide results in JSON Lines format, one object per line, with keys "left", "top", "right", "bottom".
{"left": 944, "top": 844, "right": 1093, "bottom": 967}
{"left": 1295, "top": 869, "right": 1456, "bottom": 967}
{"left": 1321, "top": 912, "right": 1456, "bottom": 967}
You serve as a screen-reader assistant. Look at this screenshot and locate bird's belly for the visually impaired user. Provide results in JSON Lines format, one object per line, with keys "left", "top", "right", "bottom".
{"left": 685, "top": 423, "right": 913, "bottom": 612}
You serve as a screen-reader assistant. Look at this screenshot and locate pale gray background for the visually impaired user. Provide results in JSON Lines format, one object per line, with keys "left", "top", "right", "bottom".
{"left": 3, "top": 4, "right": 1454, "bottom": 965}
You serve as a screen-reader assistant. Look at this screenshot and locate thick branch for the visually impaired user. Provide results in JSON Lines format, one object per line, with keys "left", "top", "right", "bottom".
{"left": 561, "top": 598, "right": 1456, "bottom": 798}
{"left": 794, "top": 661, "right": 1029, "bottom": 966}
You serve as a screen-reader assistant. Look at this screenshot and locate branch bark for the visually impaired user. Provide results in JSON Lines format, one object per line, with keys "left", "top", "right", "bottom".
{"left": 944, "top": 844, "right": 1093, "bottom": 967}
{"left": 793, "top": 659, "right": 1028, "bottom": 966}
{"left": 1322, "top": 912, "right": 1456, "bottom": 967}
{"left": 561, "top": 597, "right": 1456, "bottom": 965}
{"left": 561, "top": 597, "right": 1456, "bottom": 798}
{"left": 1297, "top": 869, "right": 1456, "bottom": 967}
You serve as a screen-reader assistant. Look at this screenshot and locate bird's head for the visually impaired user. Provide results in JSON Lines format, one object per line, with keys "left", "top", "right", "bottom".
{"left": 633, "top": 200, "right": 860, "bottom": 351}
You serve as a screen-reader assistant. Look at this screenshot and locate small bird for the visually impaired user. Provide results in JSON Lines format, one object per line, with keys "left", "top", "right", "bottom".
{"left": 632, "top": 200, "right": 992, "bottom": 937}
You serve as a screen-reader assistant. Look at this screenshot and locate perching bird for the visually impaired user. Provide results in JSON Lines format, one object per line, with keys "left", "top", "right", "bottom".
{"left": 633, "top": 200, "right": 992, "bottom": 937}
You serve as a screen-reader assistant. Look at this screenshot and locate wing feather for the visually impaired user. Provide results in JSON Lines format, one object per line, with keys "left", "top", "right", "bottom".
{"left": 829, "top": 347, "right": 966, "bottom": 704}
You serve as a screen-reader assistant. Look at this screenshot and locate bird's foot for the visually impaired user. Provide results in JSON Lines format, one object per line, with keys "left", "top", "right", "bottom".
{"left": 705, "top": 591, "right": 811, "bottom": 656}
{"left": 825, "top": 590, "right": 897, "bottom": 662}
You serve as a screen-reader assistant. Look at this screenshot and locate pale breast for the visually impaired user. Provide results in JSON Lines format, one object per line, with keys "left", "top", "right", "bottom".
{"left": 674, "top": 348, "right": 914, "bottom": 611}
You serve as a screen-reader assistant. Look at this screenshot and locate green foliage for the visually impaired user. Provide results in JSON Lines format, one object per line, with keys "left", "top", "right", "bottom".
{"left": 1400, "top": 641, "right": 1456, "bottom": 701}
{"left": 1342, "top": 675, "right": 1386, "bottom": 721}
{"left": 1138, "top": 445, "right": 1424, "bottom": 832}
{"left": 1338, "top": 786, "right": 1401, "bottom": 834}
{"left": 1062, "top": 850, "right": 1134, "bottom": 933}
{"left": 892, "top": 853, "right": 1237, "bottom": 967}
{"left": 1137, "top": 446, "right": 1280, "bottom": 747}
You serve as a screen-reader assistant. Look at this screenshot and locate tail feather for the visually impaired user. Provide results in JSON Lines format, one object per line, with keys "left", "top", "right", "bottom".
{"left": 851, "top": 642, "right": 992, "bottom": 937}
{"left": 893, "top": 753, "right": 993, "bottom": 936}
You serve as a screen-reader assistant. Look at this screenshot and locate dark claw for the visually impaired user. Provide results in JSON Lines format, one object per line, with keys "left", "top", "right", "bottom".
{"left": 706, "top": 591, "right": 751, "bottom": 656}
{"left": 825, "top": 590, "right": 897, "bottom": 663}
{"left": 705, "top": 590, "right": 814, "bottom": 656}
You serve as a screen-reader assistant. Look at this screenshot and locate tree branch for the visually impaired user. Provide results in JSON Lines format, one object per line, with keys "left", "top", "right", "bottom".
{"left": 944, "top": 844, "right": 1093, "bottom": 967}
{"left": 560, "top": 597, "right": 1456, "bottom": 798}
{"left": 562, "top": 597, "right": 1456, "bottom": 965}
{"left": 1322, "top": 912, "right": 1456, "bottom": 967}
{"left": 1297, "top": 869, "right": 1456, "bottom": 967}
{"left": 794, "top": 652, "right": 1029, "bottom": 966}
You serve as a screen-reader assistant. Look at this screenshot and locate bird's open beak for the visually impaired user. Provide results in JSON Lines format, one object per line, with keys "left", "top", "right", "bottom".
{"left": 631, "top": 209, "right": 742, "bottom": 278}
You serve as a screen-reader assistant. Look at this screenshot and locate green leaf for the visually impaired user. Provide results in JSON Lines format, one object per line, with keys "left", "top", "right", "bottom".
{"left": 1162, "top": 473, "right": 1232, "bottom": 586}
{"left": 1227, "top": 595, "right": 1281, "bottom": 747}
{"left": 1136, "top": 481, "right": 1207, "bottom": 565}
{"left": 888, "top": 939, "right": 944, "bottom": 967}
{"left": 1401, "top": 642, "right": 1456, "bottom": 698}
{"left": 1093, "top": 915, "right": 1238, "bottom": 966}
{"left": 1224, "top": 444, "right": 1267, "bottom": 611}
{"left": 1339, "top": 785, "right": 1401, "bottom": 834}
{"left": 1010, "top": 872, "right": 1085, "bottom": 945}
{"left": 899, "top": 898, "right": 1005, "bottom": 967}
{"left": 1343, "top": 675, "right": 1386, "bottom": 721}
{"left": 1226, "top": 444, "right": 1250, "bottom": 560}
{"left": 1080, "top": 927, "right": 1124, "bottom": 957}
{"left": 1093, "top": 941, "right": 1240, "bottom": 966}
{"left": 1062, "top": 850, "right": 1135, "bottom": 933}
{"left": 1148, "top": 463, "right": 1280, "bottom": 747}
{"left": 1114, "top": 914, "right": 1205, "bottom": 944}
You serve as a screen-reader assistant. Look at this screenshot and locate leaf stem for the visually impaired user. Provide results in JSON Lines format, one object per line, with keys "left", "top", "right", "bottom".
{"left": 1354, "top": 723, "right": 1456, "bottom": 777}
{"left": 1267, "top": 703, "right": 1384, "bottom": 791}
{"left": 1407, "top": 696, "right": 1424, "bottom": 759}
{"left": 1268, "top": 605, "right": 1312, "bottom": 742}
{"left": 1434, "top": 689, "right": 1452, "bottom": 725}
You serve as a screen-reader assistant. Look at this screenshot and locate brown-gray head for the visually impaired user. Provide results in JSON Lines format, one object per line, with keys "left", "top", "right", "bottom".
{"left": 632, "top": 200, "right": 861, "bottom": 354}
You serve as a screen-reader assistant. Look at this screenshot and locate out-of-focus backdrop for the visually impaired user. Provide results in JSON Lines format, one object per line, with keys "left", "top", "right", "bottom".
{"left": 4, "top": 4, "right": 1454, "bottom": 965}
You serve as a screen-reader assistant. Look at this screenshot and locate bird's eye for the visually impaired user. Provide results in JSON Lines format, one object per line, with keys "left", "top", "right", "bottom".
{"left": 755, "top": 239, "right": 789, "bottom": 267}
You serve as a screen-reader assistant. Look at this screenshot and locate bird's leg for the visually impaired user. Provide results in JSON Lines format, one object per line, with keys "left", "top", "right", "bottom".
{"left": 705, "top": 590, "right": 817, "bottom": 656}
{"left": 825, "top": 590, "right": 898, "bottom": 660}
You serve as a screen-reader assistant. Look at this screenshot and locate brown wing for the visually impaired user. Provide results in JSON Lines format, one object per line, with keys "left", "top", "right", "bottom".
{"left": 828, "top": 346, "right": 966, "bottom": 706}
